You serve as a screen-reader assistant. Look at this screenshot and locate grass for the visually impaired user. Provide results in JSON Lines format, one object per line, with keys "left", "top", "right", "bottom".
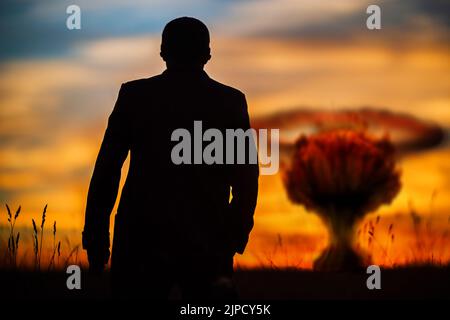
{"left": 253, "top": 198, "right": 449, "bottom": 270}
{"left": 1, "top": 204, "right": 78, "bottom": 271}
{"left": 0, "top": 202, "right": 449, "bottom": 300}
{"left": 5, "top": 204, "right": 21, "bottom": 267}
{"left": 355, "top": 204, "right": 450, "bottom": 267}
{"left": 0, "top": 200, "right": 449, "bottom": 271}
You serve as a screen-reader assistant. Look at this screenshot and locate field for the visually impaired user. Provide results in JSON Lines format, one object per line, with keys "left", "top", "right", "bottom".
{"left": 1, "top": 266, "right": 449, "bottom": 300}
{"left": 1, "top": 203, "right": 449, "bottom": 300}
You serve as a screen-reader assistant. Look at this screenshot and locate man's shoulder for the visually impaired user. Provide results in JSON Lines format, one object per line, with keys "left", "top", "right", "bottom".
{"left": 121, "top": 74, "right": 163, "bottom": 90}
{"left": 119, "top": 73, "right": 246, "bottom": 100}
{"left": 207, "top": 77, "right": 245, "bottom": 99}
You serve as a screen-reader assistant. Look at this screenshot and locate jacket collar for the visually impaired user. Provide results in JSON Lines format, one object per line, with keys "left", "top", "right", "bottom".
{"left": 162, "top": 68, "right": 209, "bottom": 80}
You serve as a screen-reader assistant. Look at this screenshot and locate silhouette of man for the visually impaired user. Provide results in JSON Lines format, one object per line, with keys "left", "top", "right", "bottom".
{"left": 83, "top": 17, "right": 259, "bottom": 299}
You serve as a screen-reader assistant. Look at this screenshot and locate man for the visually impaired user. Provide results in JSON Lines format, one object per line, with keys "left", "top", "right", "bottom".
{"left": 83, "top": 17, "right": 259, "bottom": 299}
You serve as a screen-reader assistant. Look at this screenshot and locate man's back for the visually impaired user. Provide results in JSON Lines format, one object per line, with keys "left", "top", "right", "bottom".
{"left": 82, "top": 17, "right": 258, "bottom": 298}
{"left": 117, "top": 69, "right": 257, "bottom": 256}
{"left": 84, "top": 68, "right": 258, "bottom": 270}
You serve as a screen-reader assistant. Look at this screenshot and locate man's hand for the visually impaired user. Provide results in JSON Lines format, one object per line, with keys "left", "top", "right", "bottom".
{"left": 87, "top": 247, "right": 110, "bottom": 274}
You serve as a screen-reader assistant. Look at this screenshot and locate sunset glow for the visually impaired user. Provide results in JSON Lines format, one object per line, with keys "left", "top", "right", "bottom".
{"left": 0, "top": 0, "right": 449, "bottom": 269}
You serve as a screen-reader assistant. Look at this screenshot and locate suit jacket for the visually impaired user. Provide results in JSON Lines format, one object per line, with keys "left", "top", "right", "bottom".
{"left": 83, "top": 69, "right": 259, "bottom": 269}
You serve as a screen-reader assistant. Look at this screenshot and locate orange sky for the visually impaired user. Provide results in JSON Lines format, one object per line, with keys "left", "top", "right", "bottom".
{"left": 0, "top": 1, "right": 449, "bottom": 268}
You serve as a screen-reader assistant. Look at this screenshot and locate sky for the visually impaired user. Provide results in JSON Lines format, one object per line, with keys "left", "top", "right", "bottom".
{"left": 0, "top": 0, "right": 449, "bottom": 268}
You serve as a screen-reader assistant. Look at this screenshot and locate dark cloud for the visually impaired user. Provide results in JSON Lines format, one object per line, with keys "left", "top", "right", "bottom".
{"left": 0, "top": 0, "right": 229, "bottom": 60}
{"left": 0, "top": 2, "right": 158, "bottom": 60}
{"left": 252, "top": 0, "right": 450, "bottom": 43}
{"left": 413, "top": 0, "right": 449, "bottom": 26}
{"left": 1, "top": 0, "right": 448, "bottom": 60}
{"left": 252, "top": 108, "right": 446, "bottom": 155}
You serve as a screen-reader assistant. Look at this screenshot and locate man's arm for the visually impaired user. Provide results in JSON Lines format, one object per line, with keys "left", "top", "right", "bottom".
{"left": 228, "top": 93, "right": 259, "bottom": 254}
{"left": 83, "top": 84, "right": 131, "bottom": 271}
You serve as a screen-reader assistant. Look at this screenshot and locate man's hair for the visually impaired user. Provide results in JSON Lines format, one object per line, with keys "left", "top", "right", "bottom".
{"left": 160, "top": 17, "right": 211, "bottom": 65}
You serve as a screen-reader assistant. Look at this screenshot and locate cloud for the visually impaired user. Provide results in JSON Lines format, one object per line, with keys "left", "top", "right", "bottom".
{"left": 215, "top": 0, "right": 367, "bottom": 36}
{"left": 0, "top": 0, "right": 230, "bottom": 60}
{"left": 2, "top": 0, "right": 449, "bottom": 61}
{"left": 0, "top": 10, "right": 449, "bottom": 265}
{"left": 216, "top": 0, "right": 450, "bottom": 44}
{"left": 0, "top": 34, "right": 164, "bottom": 221}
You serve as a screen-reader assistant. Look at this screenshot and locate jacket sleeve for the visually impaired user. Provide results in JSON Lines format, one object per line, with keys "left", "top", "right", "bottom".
{"left": 82, "top": 84, "right": 131, "bottom": 262}
{"left": 228, "top": 93, "right": 259, "bottom": 254}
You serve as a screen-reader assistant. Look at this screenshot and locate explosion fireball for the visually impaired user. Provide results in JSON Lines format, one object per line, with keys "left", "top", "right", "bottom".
{"left": 284, "top": 130, "right": 401, "bottom": 271}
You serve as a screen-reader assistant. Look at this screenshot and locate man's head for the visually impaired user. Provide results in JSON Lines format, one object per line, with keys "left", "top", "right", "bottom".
{"left": 160, "top": 17, "right": 211, "bottom": 68}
